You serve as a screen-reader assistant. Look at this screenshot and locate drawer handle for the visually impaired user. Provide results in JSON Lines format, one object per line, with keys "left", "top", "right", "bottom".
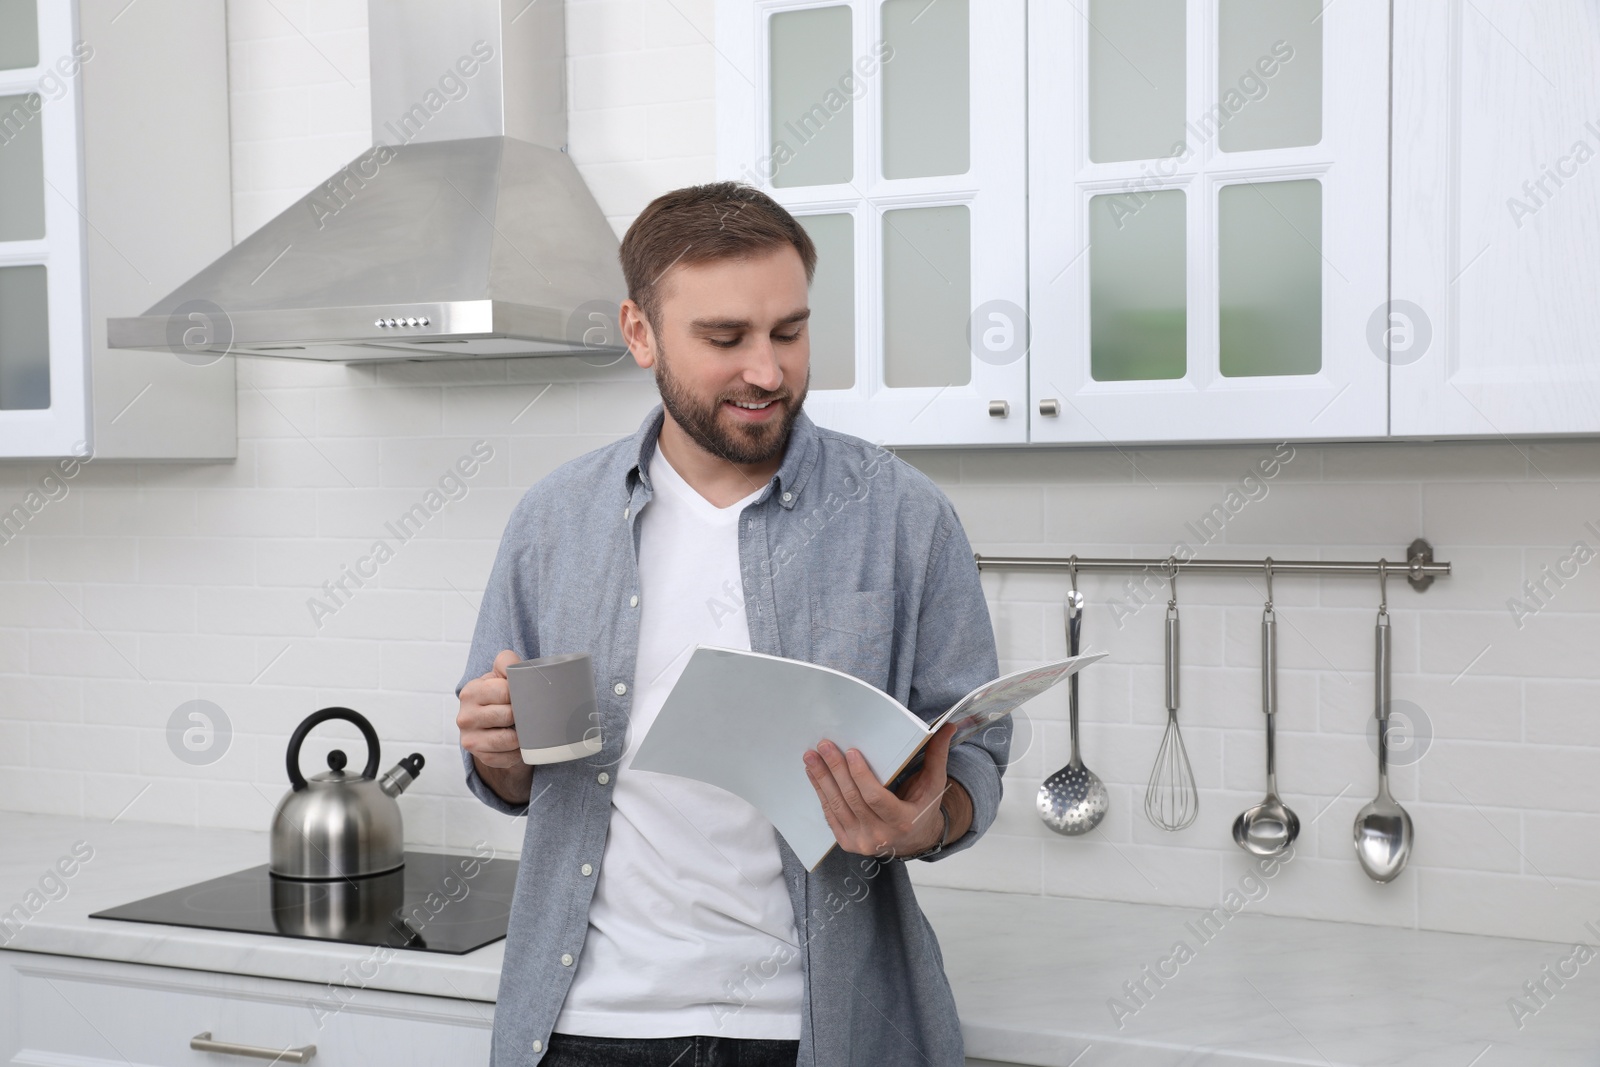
{"left": 190, "top": 1031, "right": 317, "bottom": 1063}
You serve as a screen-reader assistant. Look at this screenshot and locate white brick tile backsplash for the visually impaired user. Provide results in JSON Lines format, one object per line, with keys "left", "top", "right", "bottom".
{"left": 138, "top": 633, "right": 262, "bottom": 686}
{"left": 1416, "top": 868, "right": 1600, "bottom": 943}
{"left": 314, "top": 387, "right": 443, "bottom": 438}
{"left": 254, "top": 438, "right": 380, "bottom": 488}
{"left": 1525, "top": 679, "right": 1600, "bottom": 747}
{"left": 84, "top": 774, "right": 199, "bottom": 827}
{"left": 379, "top": 640, "right": 475, "bottom": 696}
{"left": 646, "top": 100, "right": 717, "bottom": 158}
{"left": 0, "top": 0, "right": 1593, "bottom": 947}
{"left": 1424, "top": 481, "right": 1600, "bottom": 546}
{"left": 565, "top": 0, "right": 645, "bottom": 57}
{"left": 29, "top": 726, "right": 144, "bottom": 777}
{"left": 0, "top": 719, "right": 26, "bottom": 765}
{"left": 29, "top": 631, "right": 142, "bottom": 681}
{"left": 570, "top": 105, "right": 649, "bottom": 162}
{"left": 193, "top": 489, "right": 320, "bottom": 538}
{"left": 139, "top": 538, "right": 256, "bottom": 586}
{"left": 441, "top": 382, "right": 581, "bottom": 436}
{"left": 82, "top": 584, "right": 196, "bottom": 635}
{"left": 27, "top": 537, "right": 139, "bottom": 584}
{"left": 0, "top": 674, "right": 82, "bottom": 723}
{"left": 0, "top": 768, "right": 82, "bottom": 818}
{"left": 642, "top": 0, "right": 715, "bottom": 49}
{"left": 1043, "top": 839, "right": 1224, "bottom": 909}
{"left": 0, "top": 584, "right": 86, "bottom": 630}
{"left": 573, "top": 157, "right": 718, "bottom": 220}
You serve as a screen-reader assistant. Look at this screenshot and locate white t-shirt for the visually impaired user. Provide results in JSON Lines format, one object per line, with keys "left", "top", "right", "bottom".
{"left": 554, "top": 447, "right": 803, "bottom": 1039}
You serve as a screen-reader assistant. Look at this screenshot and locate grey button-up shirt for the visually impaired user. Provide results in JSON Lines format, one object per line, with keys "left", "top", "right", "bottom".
{"left": 457, "top": 405, "right": 1005, "bottom": 1066}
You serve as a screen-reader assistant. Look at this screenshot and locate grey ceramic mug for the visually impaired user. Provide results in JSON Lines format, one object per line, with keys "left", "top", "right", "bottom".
{"left": 506, "top": 653, "right": 601, "bottom": 764}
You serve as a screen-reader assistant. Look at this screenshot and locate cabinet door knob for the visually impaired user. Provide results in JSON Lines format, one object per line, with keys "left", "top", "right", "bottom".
{"left": 988, "top": 400, "right": 1010, "bottom": 418}
{"left": 1038, "top": 398, "right": 1061, "bottom": 417}
{"left": 191, "top": 1032, "right": 316, "bottom": 1063}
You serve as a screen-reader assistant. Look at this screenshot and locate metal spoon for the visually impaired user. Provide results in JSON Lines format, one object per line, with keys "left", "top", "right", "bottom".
{"left": 1233, "top": 565, "right": 1300, "bottom": 856}
{"left": 1354, "top": 565, "right": 1414, "bottom": 882}
{"left": 1038, "top": 585, "right": 1109, "bottom": 835}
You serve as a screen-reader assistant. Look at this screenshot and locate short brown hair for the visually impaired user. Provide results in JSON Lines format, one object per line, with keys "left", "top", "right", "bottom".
{"left": 619, "top": 182, "right": 817, "bottom": 326}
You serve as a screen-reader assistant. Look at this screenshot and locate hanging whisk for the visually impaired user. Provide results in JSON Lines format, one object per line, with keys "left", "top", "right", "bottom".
{"left": 1145, "top": 563, "right": 1198, "bottom": 831}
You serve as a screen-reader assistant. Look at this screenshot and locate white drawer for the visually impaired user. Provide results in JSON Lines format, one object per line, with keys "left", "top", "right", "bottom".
{"left": 0, "top": 951, "right": 492, "bottom": 1067}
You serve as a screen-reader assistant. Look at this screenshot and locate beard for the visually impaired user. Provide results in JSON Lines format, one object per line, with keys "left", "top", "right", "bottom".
{"left": 654, "top": 341, "right": 809, "bottom": 466}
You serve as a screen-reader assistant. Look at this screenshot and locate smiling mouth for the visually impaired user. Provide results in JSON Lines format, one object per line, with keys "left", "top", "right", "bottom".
{"left": 728, "top": 398, "right": 778, "bottom": 410}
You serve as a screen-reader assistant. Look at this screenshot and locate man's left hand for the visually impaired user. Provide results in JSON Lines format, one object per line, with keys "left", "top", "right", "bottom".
{"left": 803, "top": 722, "right": 974, "bottom": 859}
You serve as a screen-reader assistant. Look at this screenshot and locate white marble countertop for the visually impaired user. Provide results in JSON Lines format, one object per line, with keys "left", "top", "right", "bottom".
{"left": 918, "top": 886, "right": 1600, "bottom": 1066}
{"left": 2, "top": 812, "right": 1596, "bottom": 1064}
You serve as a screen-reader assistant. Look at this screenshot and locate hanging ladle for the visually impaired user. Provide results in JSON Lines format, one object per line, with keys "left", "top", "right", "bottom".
{"left": 1354, "top": 560, "right": 1415, "bottom": 882}
{"left": 1038, "top": 557, "right": 1109, "bottom": 835}
{"left": 1232, "top": 558, "right": 1300, "bottom": 856}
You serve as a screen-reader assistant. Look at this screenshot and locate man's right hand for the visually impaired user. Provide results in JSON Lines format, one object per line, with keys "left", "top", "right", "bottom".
{"left": 457, "top": 649, "right": 534, "bottom": 805}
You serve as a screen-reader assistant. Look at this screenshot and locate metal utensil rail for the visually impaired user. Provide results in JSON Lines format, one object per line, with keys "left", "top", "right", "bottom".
{"left": 975, "top": 538, "right": 1451, "bottom": 591}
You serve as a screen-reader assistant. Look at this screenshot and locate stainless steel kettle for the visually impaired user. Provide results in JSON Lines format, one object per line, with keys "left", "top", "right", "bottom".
{"left": 269, "top": 707, "right": 424, "bottom": 880}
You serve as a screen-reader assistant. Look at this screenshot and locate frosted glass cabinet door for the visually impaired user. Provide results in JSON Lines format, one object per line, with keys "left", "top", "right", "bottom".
{"left": 1089, "top": 189, "right": 1186, "bottom": 382}
{"left": 797, "top": 212, "right": 855, "bottom": 391}
{"left": 1088, "top": 0, "right": 1185, "bottom": 164}
{"left": 882, "top": 205, "right": 970, "bottom": 389}
{"left": 0, "top": 92, "right": 46, "bottom": 240}
{"left": 1028, "top": 0, "right": 1387, "bottom": 444}
{"left": 881, "top": 0, "right": 969, "bottom": 179}
{"left": 0, "top": 264, "right": 48, "bottom": 409}
{"left": 0, "top": 0, "right": 40, "bottom": 70}
{"left": 1216, "top": 0, "right": 1322, "bottom": 153}
{"left": 769, "top": 6, "right": 854, "bottom": 188}
{"left": 718, "top": 0, "right": 1028, "bottom": 446}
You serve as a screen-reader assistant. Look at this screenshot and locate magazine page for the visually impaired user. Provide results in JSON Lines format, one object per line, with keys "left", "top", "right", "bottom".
{"left": 628, "top": 646, "right": 931, "bottom": 870}
{"left": 945, "top": 651, "right": 1109, "bottom": 747}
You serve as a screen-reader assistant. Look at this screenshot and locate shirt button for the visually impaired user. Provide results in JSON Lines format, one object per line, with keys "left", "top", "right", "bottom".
{"left": 623, "top": 506, "right": 630, "bottom": 519}
{"left": 629, "top": 595, "right": 639, "bottom": 608}
{"left": 597, "top": 771, "right": 610, "bottom": 784}
{"left": 561, "top": 953, "right": 574, "bottom": 967}
{"left": 613, "top": 682, "right": 627, "bottom": 696}
{"left": 581, "top": 863, "right": 593, "bottom": 876}
{"left": 781, "top": 491, "right": 793, "bottom": 503}
{"left": 534, "top": 1039, "right": 543, "bottom": 1053}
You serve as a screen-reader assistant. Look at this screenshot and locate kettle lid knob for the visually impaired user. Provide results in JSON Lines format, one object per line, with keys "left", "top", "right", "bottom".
{"left": 327, "top": 749, "right": 348, "bottom": 773}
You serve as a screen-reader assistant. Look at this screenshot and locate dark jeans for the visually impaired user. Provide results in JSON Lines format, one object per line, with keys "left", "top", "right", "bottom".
{"left": 542, "top": 1033, "right": 800, "bottom": 1066}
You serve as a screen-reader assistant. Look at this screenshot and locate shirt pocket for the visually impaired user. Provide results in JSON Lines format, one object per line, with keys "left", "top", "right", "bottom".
{"left": 810, "top": 588, "right": 895, "bottom": 692}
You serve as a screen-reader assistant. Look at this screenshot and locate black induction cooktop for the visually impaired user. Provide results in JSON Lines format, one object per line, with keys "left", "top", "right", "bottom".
{"left": 90, "top": 850, "right": 518, "bottom": 955}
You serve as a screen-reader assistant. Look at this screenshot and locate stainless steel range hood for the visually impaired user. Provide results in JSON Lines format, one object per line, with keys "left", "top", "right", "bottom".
{"left": 108, "top": 0, "right": 628, "bottom": 363}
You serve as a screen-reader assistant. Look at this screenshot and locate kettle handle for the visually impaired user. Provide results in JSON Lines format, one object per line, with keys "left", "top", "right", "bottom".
{"left": 286, "top": 707, "right": 381, "bottom": 791}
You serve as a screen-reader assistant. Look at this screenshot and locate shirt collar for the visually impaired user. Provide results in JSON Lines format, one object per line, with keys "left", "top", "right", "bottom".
{"left": 624, "top": 403, "right": 819, "bottom": 511}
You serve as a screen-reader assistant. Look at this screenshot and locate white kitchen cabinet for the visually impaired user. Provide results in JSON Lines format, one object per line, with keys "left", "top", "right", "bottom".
{"left": 1390, "top": 0, "right": 1600, "bottom": 438}
{"left": 0, "top": 950, "right": 493, "bottom": 1065}
{"left": 1027, "top": 0, "right": 1390, "bottom": 445}
{"left": 0, "top": 0, "right": 88, "bottom": 455}
{"left": 0, "top": 0, "right": 234, "bottom": 459}
{"left": 716, "top": 0, "right": 1028, "bottom": 446}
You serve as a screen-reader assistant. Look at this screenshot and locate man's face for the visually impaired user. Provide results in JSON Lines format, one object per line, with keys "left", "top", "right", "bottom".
{"left": 626, "top": 245, "right": 811, "bottom": 466}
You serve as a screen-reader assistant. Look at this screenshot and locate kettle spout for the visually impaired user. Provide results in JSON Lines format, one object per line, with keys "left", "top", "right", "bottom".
{"left": 379, "top": 753, "right": 426, "bottom": 798}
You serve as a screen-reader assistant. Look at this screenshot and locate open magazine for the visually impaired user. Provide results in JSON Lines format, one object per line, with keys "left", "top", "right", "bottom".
{"left": 629, "top": 646, "right": 1107, "bottom": 870}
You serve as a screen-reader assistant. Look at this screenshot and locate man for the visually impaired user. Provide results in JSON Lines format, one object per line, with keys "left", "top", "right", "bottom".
{"left": 456, "top": 182, "right": 1006, "bottom": 1067}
